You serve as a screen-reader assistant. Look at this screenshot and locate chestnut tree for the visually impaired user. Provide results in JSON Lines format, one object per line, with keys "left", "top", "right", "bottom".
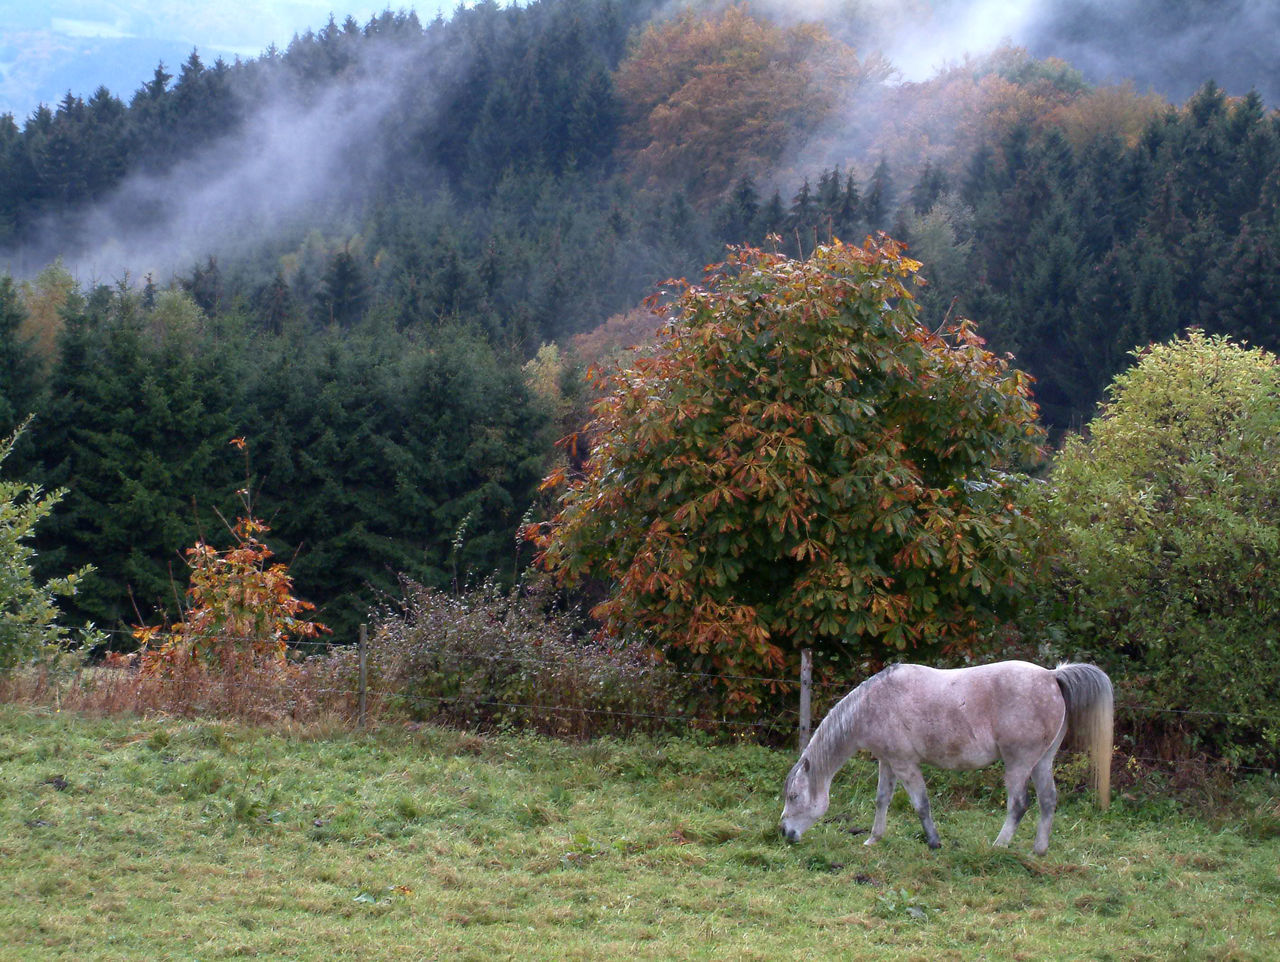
{"left": 535, "top": 238, "right": 1044, "bottom": 704}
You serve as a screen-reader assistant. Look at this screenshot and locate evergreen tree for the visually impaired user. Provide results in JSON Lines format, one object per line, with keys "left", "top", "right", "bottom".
{"left": 83, "top": 86, "right": 128, "bottom": 199}
{"left": 862, "top": 157, "right": 895, "bottom": 231}
{"left": 313, "top": 248, "right": 369, "bottom": 328}
{"left": 1211, "top": 203, "right": 1280, "bottom": 351}
{"left": 30, "top": 286, "right": 240, "bottom": 629}
{"left": 0, "top": 276, "right": 40, "bottom": 435}
{"left": 713, "top": 175, "right": 761, "bottom": 244}
{"left": 252, "top": 271, "right": 295, "bottom": 335}
{"left": 241, "top": 327, "right": 554, "bottom": 639}
{"left": 183, "top": 257, "right": 224, "bottom": 316}
{"left": 756, "top": 191, "right": 786, "bottom": 239}
{"left": 835, "top": 171, "right": 862, "bottom": 239}
{"left": 909, "top": 160, "right": 949, "bottom": 214}
{"left": 787, "top": 178, "right": 816, "bottom": 257}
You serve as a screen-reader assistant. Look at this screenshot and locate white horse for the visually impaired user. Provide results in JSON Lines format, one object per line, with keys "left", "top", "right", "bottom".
{"left": 780, "top": 661, "right": 1113, "bottom": 855}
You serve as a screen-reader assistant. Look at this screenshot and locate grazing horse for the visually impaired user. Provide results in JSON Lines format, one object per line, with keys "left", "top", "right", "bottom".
{"left": 779, "top": 661, "right": 1113, "bottom": 855}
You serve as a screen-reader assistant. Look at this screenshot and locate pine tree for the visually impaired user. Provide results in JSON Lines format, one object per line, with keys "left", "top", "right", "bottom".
{"left": 713, "top": 175, "right": 760, "bottom": 244}
{"left": 862, "top": 157, "right": 895, "bottom": 231}
{"left": 29, "top": 286, "right": 240, "bottom": 628}
{"left": 835, "top": 171, "right": 861, "bottom": 240}
{"left": 253, "top": 272, "right": 295, "bottom": 335}
{"left": 909, "top": 160, "right": 949, "bottom": 214}
{"left": 756, "top": 191, "right": 786, "bottom": 239}
{"left": 787, "top": 178, "right": 816, "bottom": 257}
{"left": 0, "top": 276, "right": 40, "bottom": 435}
{"left": 313, "top": 248, "right": 369, "bottom": 328}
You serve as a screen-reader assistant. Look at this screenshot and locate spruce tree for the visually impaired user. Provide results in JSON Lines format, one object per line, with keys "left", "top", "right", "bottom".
{"left": 862, "top": 157, "right": 895, "bottom": 232}
{"left": 0, "top": 276, "right": 40, "bottom": 435}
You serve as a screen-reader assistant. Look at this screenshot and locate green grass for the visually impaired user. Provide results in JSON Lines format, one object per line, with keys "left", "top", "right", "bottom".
{"left": 1, "top": 705, "right": 1277, "bottom": 961}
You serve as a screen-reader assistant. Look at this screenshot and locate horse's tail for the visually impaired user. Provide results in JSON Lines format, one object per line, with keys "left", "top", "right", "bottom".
{"left": 1053, "top": 662, "right": 1114, "bottom": 810}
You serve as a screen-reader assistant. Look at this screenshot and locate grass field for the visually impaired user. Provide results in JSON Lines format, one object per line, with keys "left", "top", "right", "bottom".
{"left": 2, "top": 704, "right": 1277, "bottom": 961}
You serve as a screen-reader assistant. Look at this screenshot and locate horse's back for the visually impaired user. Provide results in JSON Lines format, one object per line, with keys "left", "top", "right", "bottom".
{"left": 863, "top": 662, "right": 1065, "bottom": 770}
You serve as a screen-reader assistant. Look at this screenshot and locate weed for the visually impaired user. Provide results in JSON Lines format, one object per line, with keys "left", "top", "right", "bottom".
{"left": 874, "top": 887, "right": 930, "bottom": 922}
{"left": 146, "top": 730, "right": 171, "bottom": 752}
{"left": 365, "top": 579, "right": 700, "bottom": 738}
{"left": 183, "top": 759, "right": 225, "bottom": 797}
{"left": 232, "top": 793, "right": 262, "bottom": 822}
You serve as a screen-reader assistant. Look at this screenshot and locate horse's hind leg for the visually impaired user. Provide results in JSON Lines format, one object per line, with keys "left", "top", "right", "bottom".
{"left": 1030, "top": 752, "right": 1059, "bottom": 856}
{"left": 898, "top": 765, "right": 941, "bottom": 850}
{"left": 994, "top": 764, "right": 1032, "bottom": 848}
{"left": 865, "top": 759, "right": 896, "bottom": 846}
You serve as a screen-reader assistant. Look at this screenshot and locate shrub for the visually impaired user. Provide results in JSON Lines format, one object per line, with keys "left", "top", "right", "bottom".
{"left": 136, "top": 437, "right": 328, "bottom": 679}
{"left": 364, "top": 579, "right": 700, "bottom": 738}
{"left": 0, "top": 418, "right": 96, "bottom": 673}
{"left": 1022, "top": 331, "right": 1280, "bottom": 765}
{"left": 132, "top": 444, "right": 329, "bottom": 718}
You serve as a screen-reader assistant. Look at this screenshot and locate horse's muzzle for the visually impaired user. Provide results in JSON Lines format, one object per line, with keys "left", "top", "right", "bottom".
{"left": 780, "top": 824, "right": 801, "bottom": 844}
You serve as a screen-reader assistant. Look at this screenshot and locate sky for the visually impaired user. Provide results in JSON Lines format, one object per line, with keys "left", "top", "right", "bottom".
{"left": 0, "top": 1, "right": 457, "bottom": 120}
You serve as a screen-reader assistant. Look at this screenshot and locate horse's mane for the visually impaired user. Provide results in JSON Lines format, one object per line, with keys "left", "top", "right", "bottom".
{"left": 804, "top": 665, "right": 900, "bottom": 776}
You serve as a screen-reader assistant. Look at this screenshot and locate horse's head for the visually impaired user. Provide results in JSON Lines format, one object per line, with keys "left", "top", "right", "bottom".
{"left": 779, "top": 755, "right": 829, "bottom": 843}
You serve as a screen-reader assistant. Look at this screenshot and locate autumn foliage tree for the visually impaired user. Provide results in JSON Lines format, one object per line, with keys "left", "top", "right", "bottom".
{"left": 137, "top": 441, "right": 327, "bottom": 678}
{"left": 614, "top": 4, "right": 888, "bottom": 206}
{"left": 535, "top": 238, "right": 1045, "bottom": 704}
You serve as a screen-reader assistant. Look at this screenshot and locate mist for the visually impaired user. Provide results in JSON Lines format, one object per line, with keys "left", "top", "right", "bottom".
{"left": 5, "top": 0, "right": 1275, "bottom": 289}
{"left": 1018, "top": 0, "right": 1280, "bottom": 105}
{"left": 761, "top": 0, "right": 1279, "bottom": 103}
{"left": 0, "top": 37, "right": 432, "bottom": 285}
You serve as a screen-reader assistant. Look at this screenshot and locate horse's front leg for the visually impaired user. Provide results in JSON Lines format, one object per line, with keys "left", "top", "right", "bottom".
{"left": 865, "top": 759, "right": 895, "bottom": 846}
{"left": 898, "top": 765, "right": 942, "bottom": 850}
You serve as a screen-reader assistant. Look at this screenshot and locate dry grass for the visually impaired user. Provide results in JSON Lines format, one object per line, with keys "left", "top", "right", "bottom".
{"left": 0, "top": 656, "right": 367, "bottom": 728}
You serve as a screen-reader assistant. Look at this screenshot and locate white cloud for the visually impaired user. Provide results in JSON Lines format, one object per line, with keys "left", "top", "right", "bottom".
{"left": 50, "top": 17, "right": 135, "bottom": 39}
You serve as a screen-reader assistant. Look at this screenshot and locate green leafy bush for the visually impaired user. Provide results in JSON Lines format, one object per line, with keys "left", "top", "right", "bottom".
{"left": 1023, "top": 331, "right": 1280, "bottom": 765}
{"left": 0, "top": 420, "right": 95, "bottom": 672}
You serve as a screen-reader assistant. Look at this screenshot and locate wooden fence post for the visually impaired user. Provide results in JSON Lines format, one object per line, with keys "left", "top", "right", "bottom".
{"left": 799, "top": 648, "right": 813, "bottom": 752}
{"left": 358, "top": 623, "right": 368, "bottom": 729}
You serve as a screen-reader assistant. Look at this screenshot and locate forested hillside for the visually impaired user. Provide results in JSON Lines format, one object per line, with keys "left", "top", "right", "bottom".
{"left": 1, "top": 0, "right": 1277, "bottom": 642}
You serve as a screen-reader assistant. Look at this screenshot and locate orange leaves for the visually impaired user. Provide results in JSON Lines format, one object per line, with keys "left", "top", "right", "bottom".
{"left": 136, "top": 485, "right": 327, "bottom": 679}
{"left": 614, "top": 4, "right": 888, "bottom": 205}
{"left": 788, "top": 539, "right": 828, "bottom": 563}
{"left": 538, "top": 466, "right": 568, "bottom": 492}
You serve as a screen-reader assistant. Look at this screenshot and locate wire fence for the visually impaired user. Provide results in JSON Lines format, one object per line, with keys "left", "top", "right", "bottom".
{"left": 15, "top": 625, "right": 1278, "bottom": 776}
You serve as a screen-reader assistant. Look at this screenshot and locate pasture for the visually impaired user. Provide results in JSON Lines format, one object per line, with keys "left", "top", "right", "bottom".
{"left": 1, "top": 705, "right": 1276, "bottom": 961}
